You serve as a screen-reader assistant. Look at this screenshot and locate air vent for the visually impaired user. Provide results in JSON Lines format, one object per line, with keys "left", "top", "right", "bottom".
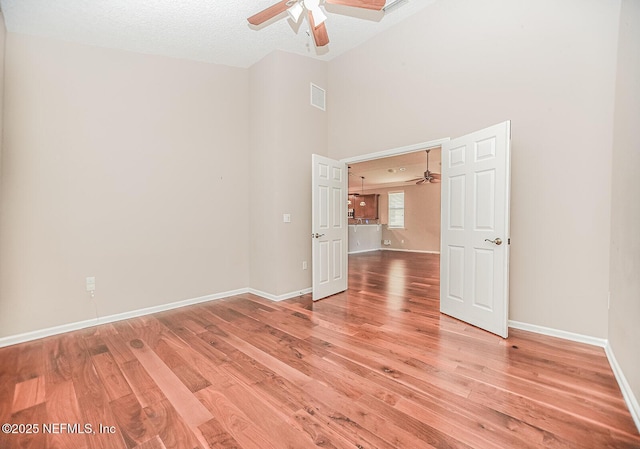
{"left": 310, "top": 83, "right": 326, "bottom": 111}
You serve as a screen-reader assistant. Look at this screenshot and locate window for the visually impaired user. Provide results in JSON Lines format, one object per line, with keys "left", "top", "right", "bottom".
{"left": 388, "top": 192, "right": 405, "bottom": 228}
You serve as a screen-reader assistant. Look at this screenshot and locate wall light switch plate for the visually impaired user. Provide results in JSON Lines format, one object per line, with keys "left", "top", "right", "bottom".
{"left": 283, "top": 214, "right": 291, "bottom": 223}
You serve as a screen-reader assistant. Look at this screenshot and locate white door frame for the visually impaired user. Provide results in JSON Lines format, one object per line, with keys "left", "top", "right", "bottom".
{"left": 440, "top": 121, "right": 511, "bottom": 338}
{"left": 336, "top": 130, "right": 511, "bottom": 339}
{"left": 312, "top": 138, "right": 450, "bottom": 301}
{"left": 312, "top": 154, "right": 349, "bottom": 301}
{"left": 340, "top": 138, "right": 452, "bottom": 167}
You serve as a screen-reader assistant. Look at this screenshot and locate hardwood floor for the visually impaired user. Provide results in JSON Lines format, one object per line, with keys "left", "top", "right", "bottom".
{"left": 1, "top": 251, "right": 639, "bottom": 448}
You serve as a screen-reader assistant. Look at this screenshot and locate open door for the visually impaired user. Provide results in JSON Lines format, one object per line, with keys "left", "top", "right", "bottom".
{"left": 312, "top": 154, "right": 348, "bottom": 301}
{"left": 440, "top": 121, "right": 511, "bottom": 337}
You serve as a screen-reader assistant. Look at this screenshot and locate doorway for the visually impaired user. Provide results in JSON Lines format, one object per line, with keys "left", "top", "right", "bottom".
{"left": 343, "top": 139, "right": 447, "bottom": 308}
{"left": 346, "top": 146, "right": 443, "bottom": 256}
{"left": 313, "top": 121, "right": 512, "bottom": 337}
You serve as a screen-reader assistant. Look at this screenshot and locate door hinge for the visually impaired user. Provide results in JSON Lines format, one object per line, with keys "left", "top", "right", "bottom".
{"left": 508, "top": 238, "right": 511, "bottom": 245}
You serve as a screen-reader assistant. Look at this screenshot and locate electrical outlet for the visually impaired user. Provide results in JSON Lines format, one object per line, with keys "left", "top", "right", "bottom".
{"left": 86, "top": 276, "right": 96, "bottom": 299}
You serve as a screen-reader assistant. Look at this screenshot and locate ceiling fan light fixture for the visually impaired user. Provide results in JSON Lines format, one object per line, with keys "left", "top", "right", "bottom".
{"left": 310, "top": 6, "right": 327, "bottom": 27}
{"left": 303, "top": 0, "right": 319, "bottom": 9}
{"left": 360, "top": 176, "right": 366, "bottom": 206}
{"left": 287, "top": 1, "right": 304, "bottom": 22}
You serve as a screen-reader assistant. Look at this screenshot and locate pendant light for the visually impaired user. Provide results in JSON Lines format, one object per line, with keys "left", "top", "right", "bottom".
{"left": 359, "top": 176, "right": 366, "bottom": 207}
{"left": 347, "top": 166, "right": 352, "bottom": 206}
{"left": 287, "top": 1, "right": 304, "bottom": 22}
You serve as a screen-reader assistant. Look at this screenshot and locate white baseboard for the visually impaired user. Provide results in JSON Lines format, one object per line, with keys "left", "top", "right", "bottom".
{"left": 1, "top": 293, "right": 637, "bottom": 433}
{"left": 509, "top": 320, "right": 640, "bottom": 433}
{"left": 347, "top": 248, "right": 441, "bottom": 255}
{"left": 508, "top": 320, "right": 607, "bottom": 347}
{"left": 605, "top": 342, "right": 640, "bottom": 432}
{"left": 0, "top": 317, "right": 103, "bottom": 349}
{"left": 380, "top": 248, "right": 440, "bottom": 255}
{"left": 248, "top": 287, "right": 312, "bottom": 302}
{"left": 0, "top": 288, "right": 251, "bottom": 348}
{"left": 348, "top": 248, "right": 381, "bottom": 254}
{"left": 0, "top": 286, "right": 315, "bottom": 348}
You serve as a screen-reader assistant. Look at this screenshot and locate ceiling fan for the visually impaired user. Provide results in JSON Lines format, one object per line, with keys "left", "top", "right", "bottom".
{"left": 247, "top": 0, "right": 386, "bottom": 47}
{"left": 406, "top": 149, "right": 441, "bottom": 184}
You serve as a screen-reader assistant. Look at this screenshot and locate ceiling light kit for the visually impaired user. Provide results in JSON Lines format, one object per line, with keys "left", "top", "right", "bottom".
{"left": 248, "top": 0, "right": 386, "bottom": 48}
{"left": 382, "top": 0, "right": 408, "bottom": 12}
{"left": 405, "top": 149, "right": 441, "bottom": 185}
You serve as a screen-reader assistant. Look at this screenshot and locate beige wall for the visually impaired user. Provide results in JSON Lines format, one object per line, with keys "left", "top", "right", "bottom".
{"left": 327, "top": 0, "right": 620, "bottom": 338}
{"left": 0, "top": 13, "right": 5, "bottom": 257}
{"left": 368, "top": 184, "right": 440, "bottom": 252}
{"left": 249, "top": 53, "right": 280, "bottom": 295}
{"left": 249, "top": 51, "right": 327, "bottom": 297}
{"left": 0, "top": 0, "right": 636, "bottom": 419}
{"left": 0, "top": 34, "right": 251, "bottom": 337}
{"left": 609, "top": 0, "right": 640, "bottom": 420}
{"left": 0, "top": 0, "right": 633, "bottom": 376}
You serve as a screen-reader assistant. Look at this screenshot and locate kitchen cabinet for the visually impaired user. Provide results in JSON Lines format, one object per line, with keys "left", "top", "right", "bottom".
{"left": 349, "top": 194, "right": 378, "bottom": 219}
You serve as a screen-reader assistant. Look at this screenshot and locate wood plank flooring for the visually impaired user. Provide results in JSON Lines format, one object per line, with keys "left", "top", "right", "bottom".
{"left": 1, "top": 251, "right": 639, "bottom": 448}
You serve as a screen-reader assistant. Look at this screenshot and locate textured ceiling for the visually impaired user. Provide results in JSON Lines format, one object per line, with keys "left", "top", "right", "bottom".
{"left": 349, "top": 148, "right": 442, "bottom": 191}
{"left": 0, "top": 0, "right": 434, "bottom": 68}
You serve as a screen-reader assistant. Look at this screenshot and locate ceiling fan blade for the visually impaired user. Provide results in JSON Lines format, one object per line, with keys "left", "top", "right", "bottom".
{"left": 308, "top": 11, "right": 330, "bottom": 47}
{"left": 429, "top": 173, "right": 441, "bottom": 179}
{"left": 248, "top": 0, "right": 290, "bottom": 25}
{"left": 325, "top": 0, "right": 385, "bottom": 11}
{"left": 405, "top": 177, "right": 423, "bottom": 182}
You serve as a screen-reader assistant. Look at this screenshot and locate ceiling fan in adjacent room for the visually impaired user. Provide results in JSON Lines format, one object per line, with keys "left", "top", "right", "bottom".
{"left": 406, "top": 149, "right": 441, "bottom": 184}
{"left": 247, "top": 0, "right": 386, "bottom": 47}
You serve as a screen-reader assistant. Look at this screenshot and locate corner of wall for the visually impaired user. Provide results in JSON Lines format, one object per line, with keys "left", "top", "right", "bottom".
{"left": 608, "top": 0, "right": 640, "bottom": 432}
{"left": 0, "top": 10, "right": 7, "bottom": 315}
{"left": 248, "top": 50, "right": 328, "bottom": 297}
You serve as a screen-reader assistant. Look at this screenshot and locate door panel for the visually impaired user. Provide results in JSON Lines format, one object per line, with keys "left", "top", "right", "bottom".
{"left": 440, "top": 121, "right": 511, "bottom": 338}
{"left": 473, "top": 248, "right": 494, "bottom": 310}
{"left": 475, "top": 169, "right": 495, "bottom": 230}
{"left": 448, "top": 246, "right": 465, "bottom": 301}
{"left": 449, "top": 175, "right": 465, "bottom": 229}
{"left": 312, "top": 154, "right": 348, "bottom": 301}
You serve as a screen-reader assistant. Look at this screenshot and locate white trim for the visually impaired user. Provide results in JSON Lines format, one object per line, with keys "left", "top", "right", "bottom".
{"left": 508, "top": 320, "right": 607, "bottom": 347}
{"left": 1, "top": 288, "right": 638, "bottom": 432}
{"left": 380, "top": 248, "right": 440, "bottom": 254}
{"left": 249, "top": 287, "right": 312, "bottom": 302}
{"left": 341, "top": 138, "right": 450, "bottom": 165}
{"left": 508, "top": 320, "right": 639, "bottom": 432}
{"left": 0, "top": 288, "right": 250, "bottom": 348}
{"left": 0, "top": 317, "right": 102, "bottom": 348}
{"left": 0, "top": 286, "right": 316, "bottom": 348}
{"left": 605, "top": 342, "right": 640, "bottom": 432}
{"left": 348, "top": 249, "right": 381, "bottom": 255}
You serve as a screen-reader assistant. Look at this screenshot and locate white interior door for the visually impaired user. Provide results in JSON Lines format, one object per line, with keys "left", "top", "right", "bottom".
{"left": 312, "top": 154, "right": 348, "bottom": 301}
{"left": 440, "top": 121, "right": 511, "bottom": 337}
